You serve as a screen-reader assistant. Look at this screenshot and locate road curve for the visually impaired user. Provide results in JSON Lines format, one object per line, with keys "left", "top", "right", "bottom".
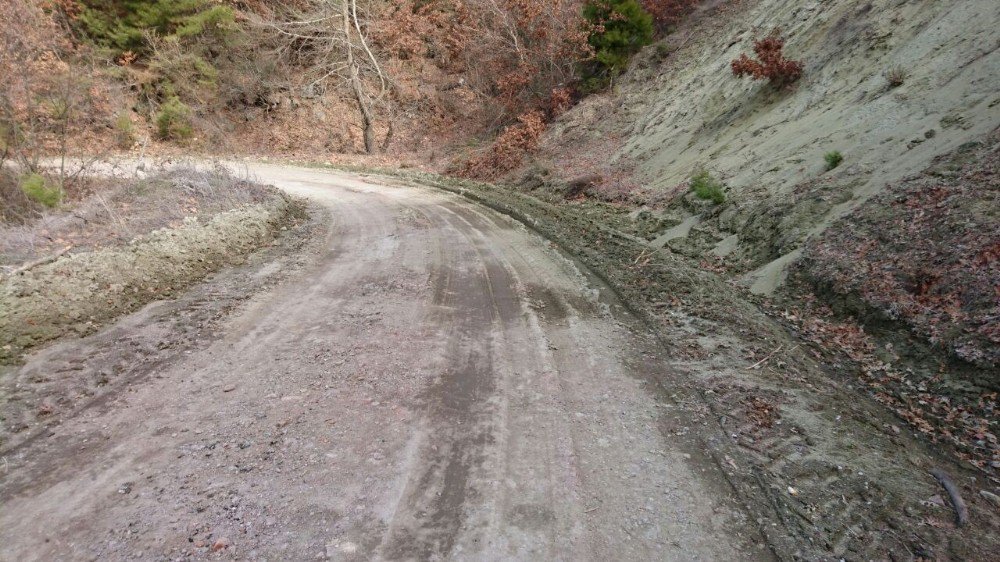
{"left": 0, "top": 165, "right": 763, "bottom": 560}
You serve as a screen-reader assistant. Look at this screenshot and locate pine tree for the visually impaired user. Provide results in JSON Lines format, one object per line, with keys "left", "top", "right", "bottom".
{"left": 582, "top": 0, "right": 654, "bottom": 89}
{"left": 75, "top": 0, "right": 234, "bottom": 54}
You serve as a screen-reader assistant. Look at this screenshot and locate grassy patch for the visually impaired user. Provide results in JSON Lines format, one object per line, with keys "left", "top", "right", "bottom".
{"left": 824, "top": 150, "right": 843, "bottom": 171}
{"left": 114, "top": 112, "right": 136, "bottom": 149}
{"left": 689, "top": 170, "right": 725, "bottom": 204}
{"left": 19, "top": 173, "right": 61, "bottom": 208}
{"left": 156, "top": 97, "right": 194, "bottom": 141}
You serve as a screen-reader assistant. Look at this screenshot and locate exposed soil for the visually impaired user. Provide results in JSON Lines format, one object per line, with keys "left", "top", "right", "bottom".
{"left": 2, "top": 163, "right": 998, "bottom": 560}
{"left": 0, "top": 189, "right": 296, "bottom": 364}
{"left": 1, "top": 166, "right": 767, "bottom": 560}
{"left": 532, "top": 0, "right": 1000, "bottom": 297}
{"left": 788, "top": 131, "right": 1000, "bottom": 478}
{"left": 0, "top": 193, "right": 323, "bottom": 452}
{"left": 341, "top": 164, "right": 1000, "bottom": 560}
{"left": 803, "top": 132, "right": 1000, "bottom": 373}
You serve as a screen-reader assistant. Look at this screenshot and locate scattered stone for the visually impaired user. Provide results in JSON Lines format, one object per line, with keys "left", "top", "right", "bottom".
{"left": 981, "top": 490, "right": 1000, "bottom": 508}
{"left": 212, "top": 537, "right": 231, "bottom": 551}
{"left": 223, "top": 384, "right": 237, "bottom": 392}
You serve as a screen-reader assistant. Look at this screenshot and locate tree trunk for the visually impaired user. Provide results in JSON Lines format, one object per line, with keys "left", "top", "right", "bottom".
{"left": 341, "top": 1, "right": 375, "bottom": 153}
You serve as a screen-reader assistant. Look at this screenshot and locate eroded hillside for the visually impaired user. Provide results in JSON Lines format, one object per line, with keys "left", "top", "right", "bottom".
{"left": 527, "top": 0, "right": 998, "bottom": 370}
{"left": 543, "top": 0, "right": 998, "bottom": 282}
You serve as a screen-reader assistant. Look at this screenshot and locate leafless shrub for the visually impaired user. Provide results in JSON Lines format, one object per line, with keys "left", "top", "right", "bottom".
{"left": 884, "top": 66, "right": 907, "bottom": 89}
{"left": 250, "top": 0, "right": 389, "bottom": 152}
{"left": 0, "top": 0, "right": 122, "bottom": 202}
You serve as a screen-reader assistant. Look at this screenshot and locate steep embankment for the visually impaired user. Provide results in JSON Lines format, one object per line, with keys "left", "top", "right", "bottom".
{"left": 529, "top": 0, "right": 999, "bottom": 379}
{"left": 542, "top": 0, "right": 998, "bottom": 288}
{"left": 349, "top": 165, "right": 1000, "bottom": 560}
{"left": 507, "top": 0, "right": 1000, "bottom": 517}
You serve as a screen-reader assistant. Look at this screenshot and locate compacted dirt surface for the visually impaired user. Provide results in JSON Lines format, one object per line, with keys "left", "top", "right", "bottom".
{"left": 0, "top": 166, "right": 769, "bottom": 560}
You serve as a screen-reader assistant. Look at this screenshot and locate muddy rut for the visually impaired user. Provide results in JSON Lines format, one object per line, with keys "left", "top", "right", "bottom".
{"left": 0, "top": 166, "right": 767, "bottom": 560}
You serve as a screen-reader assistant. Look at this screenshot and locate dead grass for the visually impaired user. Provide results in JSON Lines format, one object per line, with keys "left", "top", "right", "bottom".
{"left": 0, "top": 165, "right": 273, "bottom": 267}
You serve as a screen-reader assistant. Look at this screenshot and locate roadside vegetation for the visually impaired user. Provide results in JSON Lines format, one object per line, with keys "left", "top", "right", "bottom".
{"left": 0, "top": 165, "right": 296, "bottom": 363}
{"left": 730, "top": 29, "right": 803, "bottom": 86}
{"left": 824, "top": 150, "right": 843, "bottom": 170}
{"left": 1, "top": 165, "right": 274, "bottom": 265}
{"left": 689, "top": 169, "right": 725, "bottom": 203}
{"left": 1, "top": 0, "right": 719, "bottom": 188}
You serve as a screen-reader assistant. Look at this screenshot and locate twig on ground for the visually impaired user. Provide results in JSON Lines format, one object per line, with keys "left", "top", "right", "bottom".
{"left": 747, "top": 344, "right": 799, "bottom": 370}
{"left": 9, "top": 245, "right": 72, "bottom": 276}
{"left": 747, "top": 344, "right": 785, "bottom": 371}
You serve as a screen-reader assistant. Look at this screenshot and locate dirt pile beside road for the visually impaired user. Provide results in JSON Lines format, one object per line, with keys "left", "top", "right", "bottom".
{"left": 1, "top": 166, "right": 280, "bottom": 266}
{"left": 0, "top": 170, "right": 298, "bottom": 364}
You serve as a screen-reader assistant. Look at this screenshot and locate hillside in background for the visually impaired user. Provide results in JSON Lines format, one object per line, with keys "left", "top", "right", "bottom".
{"left": 2, "top": 0, "right": 631, "bottom": 161}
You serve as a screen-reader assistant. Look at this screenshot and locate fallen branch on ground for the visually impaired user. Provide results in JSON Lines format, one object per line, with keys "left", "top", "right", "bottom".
{"left": 930, "top": 468, "right": 969, "bottom": 527}
{"left": 747, "top": 344, "right": 799, "bottom": 370}
{"left": 8, "top": 246, "right": 73, "bottom": 277}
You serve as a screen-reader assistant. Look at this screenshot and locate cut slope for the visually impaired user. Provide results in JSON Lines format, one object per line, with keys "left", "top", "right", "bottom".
{"left": 541, "top": 0, "right": 1000, "bottom": 289}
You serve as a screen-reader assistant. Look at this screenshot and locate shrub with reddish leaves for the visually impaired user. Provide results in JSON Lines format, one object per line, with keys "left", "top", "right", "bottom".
{"left": 545, "top": 87, "right": 575, "bottom": 118}
{"left": 641, "top": 0, "right": 702, "bottom": 31}
{"left": 455, "top": 110, "right": 548, "bottom": 180}
{"left": 731, "top": 29, "right": 803, "bottom": 86}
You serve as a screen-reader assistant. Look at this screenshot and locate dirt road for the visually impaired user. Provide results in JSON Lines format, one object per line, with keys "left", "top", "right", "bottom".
{"left": 0, "top": 165, "right": 766, "bottom": 560}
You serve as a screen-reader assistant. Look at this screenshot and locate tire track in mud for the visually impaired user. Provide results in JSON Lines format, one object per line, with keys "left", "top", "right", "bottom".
{"left": 1, "top": 166, "right": 762, "bottom": 561}
{"left": 437, "top": 202, "right": 591, "bottom": 559}
{"left": 379, "top": 198, "right": 521, "bottom": 559}
{"left": 380, "top": 196, "right": 759, "bottom": 560}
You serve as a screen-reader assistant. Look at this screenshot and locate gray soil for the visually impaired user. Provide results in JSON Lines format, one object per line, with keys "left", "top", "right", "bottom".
{"left": 0, "top": 192, "right": 294, "bottom": 364}
{"left": 0, "top": 166, "right": 769, "bottom": 560}
{"left": 317, "top": 164, "right": 1000, "bottom": 560}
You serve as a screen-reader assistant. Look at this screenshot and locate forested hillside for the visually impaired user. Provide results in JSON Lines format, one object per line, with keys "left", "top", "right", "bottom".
{"left": 2, "top": 0, "right": 695, "bottom": 164}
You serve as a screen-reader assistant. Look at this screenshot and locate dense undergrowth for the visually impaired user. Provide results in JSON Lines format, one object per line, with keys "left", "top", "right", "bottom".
{"left": 2, "top": 0, "right": 717, "bottom": 189}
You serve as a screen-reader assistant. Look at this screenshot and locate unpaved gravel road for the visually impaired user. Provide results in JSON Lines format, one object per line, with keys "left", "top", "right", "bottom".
{"left": 0, "top": 165, "right": 767, "bottom": 560}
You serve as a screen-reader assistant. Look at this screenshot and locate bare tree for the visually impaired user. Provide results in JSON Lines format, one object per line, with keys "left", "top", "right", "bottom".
{"left": 0, "top": 0, "right": 110, "bottom": 193}
{"left": 253, "top": 0, "right": 388, "bottom": 153}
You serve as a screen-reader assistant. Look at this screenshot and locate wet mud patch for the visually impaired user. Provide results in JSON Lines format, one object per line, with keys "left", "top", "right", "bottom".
{"left": 384, "top": 201, "right": 512, "bottom": 559}
{"left": 507, "top": 504, "right": 555, "bottom": 529}
{"left": 523, "top": 282, "right": 600, "bottom": 324}
{"left": 524, "top": 283, "right": 571, "bottom": 323}
{"left": 395, "top": 207, "right": 432, "bottom": 229}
